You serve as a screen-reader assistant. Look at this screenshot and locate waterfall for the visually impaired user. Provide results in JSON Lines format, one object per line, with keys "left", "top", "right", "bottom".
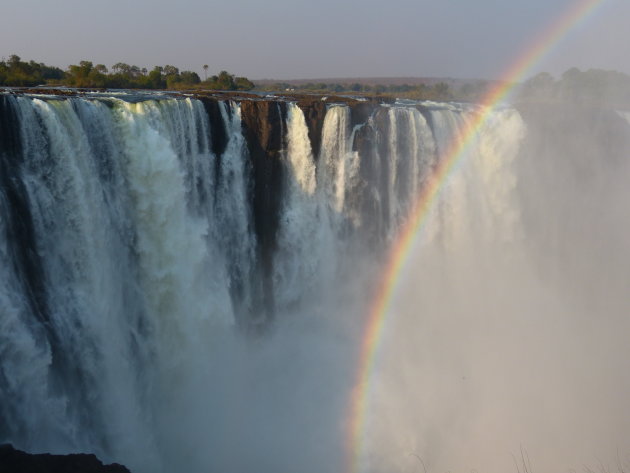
{"left": 1, "top": 92, "right": 629, "bottom": 473}
{"left": 273, "top": 103, "right": 332, "bottom": 315}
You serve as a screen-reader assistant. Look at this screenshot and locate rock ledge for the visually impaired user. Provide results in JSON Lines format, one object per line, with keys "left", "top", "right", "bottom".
{"left": 0, "top": 444, "right": 131, "bottom": 473}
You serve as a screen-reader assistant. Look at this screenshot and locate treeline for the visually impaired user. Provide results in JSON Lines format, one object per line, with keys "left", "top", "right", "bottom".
{"left": 0, "top": 55, "right": 64, "bottom": 86}
{"left": 256, "top": 80, "right": 492, "bottom": 102}
{"left": 519, "top": 68, "right": 630, "bottom": 107}
{"left": 0, "top": 55, "right": 254, "bottom": 91}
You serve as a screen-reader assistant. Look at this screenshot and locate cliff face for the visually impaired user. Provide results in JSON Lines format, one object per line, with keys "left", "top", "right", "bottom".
{"left": 0, "top": 444, "right": 131, "bottom": 473}
{"left": 2, "top": 87, "right": 630, "bottom": 473}
{"left": 239, "top": 100, "right": 287, "bottom": 321}
{"left": 295, "top": 99, "right": 327, "bottom": 159}
{"left": 2, "top": 89, "right": 391, "bottom": 333}
{"left": 202, "top": 93, "right": 389, "bottom": 325}
{"left": 0, "top": 90, "right": 431, "bottom": 468}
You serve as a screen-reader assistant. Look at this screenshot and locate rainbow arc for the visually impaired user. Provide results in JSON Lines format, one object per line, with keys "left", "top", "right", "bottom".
{"left": 346, "top": 1, "right": 608, "bottom": 472}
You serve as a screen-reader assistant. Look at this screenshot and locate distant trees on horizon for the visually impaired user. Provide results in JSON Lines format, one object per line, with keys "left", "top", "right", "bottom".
{"left": 0, "top": 55, "right": 255, "bottom": 91}
{"left": 256, "top": 79, "right": 488, "bottom": 102}
{"left": 3, "top": 55, "right": 630, "bottom": 106}
{"left": 519, "top": 67, "right": 630, "bottom": 107}
{"left": 265, "top": 67, "right": 630, "bottom": 104}
{"left": 0, "top": 55, "right": 64, "bottom": 87}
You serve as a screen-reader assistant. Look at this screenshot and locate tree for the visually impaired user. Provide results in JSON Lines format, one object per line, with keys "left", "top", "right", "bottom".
{"left": 521, "top": 72, "right": 556, "bottom": 101}
{"left": 234, "top": 77, "right": 255, "bottom": 90}
{"left": 180, "top": 70, "right": 201, "bottom": 85}
{"left": 111, "top": 62, "right": 131, "bottom": 75}
{"left": 66, "top": 61, "right": 95, "bottom": 87}
{"left": 163, "top": 65, "right": 179, "bottom": 77}
{"left": 235, "top": 76, "right": 255, "bottom": 90}
{"left": 166, "top": 75, "right": 182, "bottom": 89}
{"left": 434, "top": 82, "right": 451, "bottom": 99}
{"left": 216, "top": 70, "right": 235, "bottom": 90}
{"left": 148, "top": 66, "right": 164, "bottom": 89}
{"left": 8, "top": 55, "right": 21, "bottom": 68}
{"left": 129, "top": 65, "right": 142, "bottom": 78}
{"left": 94, "top": 64, "right": 108, "bottom": 74}
{"left": 0, "top": 55, "right": 255, "bottom": 91}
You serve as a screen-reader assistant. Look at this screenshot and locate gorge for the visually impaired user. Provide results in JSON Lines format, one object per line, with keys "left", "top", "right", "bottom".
{"left": 1, "top": 90, "right": 629, "bottom": 473}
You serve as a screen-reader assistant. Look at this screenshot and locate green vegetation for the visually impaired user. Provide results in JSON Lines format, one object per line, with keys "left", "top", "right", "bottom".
{"left": 519, "top": 68, "right": 630, "bottom": 107}
{"left": 7, "top": 55, "right": 625, "bottom": 106}
{"left": 0, "top": 55, "right": 254, "bottom": 91}
{"left": 257, "top": 68, "right": 630, "bottom": 105}
{"left": 205, "top": 70, "right": 254, "bottom": 91}
{"left": 0, "top": 55, "right": 64, "bottom": 87}
{"left": 255, "top": 79, "right": 493, "bottom": 102}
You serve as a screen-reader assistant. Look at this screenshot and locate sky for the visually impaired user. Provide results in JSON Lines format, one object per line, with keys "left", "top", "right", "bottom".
{"left": 1, "top": 0, "right": 629, "bottom": 81}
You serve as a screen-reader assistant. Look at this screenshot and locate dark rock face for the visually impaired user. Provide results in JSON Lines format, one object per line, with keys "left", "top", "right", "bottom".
{"left": 0, "top": 444, "right": 131, "bottom": 473}
{"left": 199, "top": 97, "right": 229, "bottom": 158}
{"left": 295, "top": 96, "right": 386, "bottom": 159}
{"left": 239, "top": 100, "right": 287, "bottom": 323}
{"left": 236, "top": 96, "right": 387, "bottom": 326}
{"left": 295, "top": 99, "right": 327, "bottom": 159}
{"left": 353, "top": 119, "right": 383, "bottom": 243}
{"left": 415, "top": 104, "right": 434, "bottom": 130}
{"left": 199, "top": 97, "right": 230, "bottom": 205}
{"left": 350, "top": 101, "right": 378, "bottom": 128}
{"left": 351, "top": 107, "right": 392, "bottom": 243}
{"left": 1, "top": 89, "right": 391, "bottom": 330}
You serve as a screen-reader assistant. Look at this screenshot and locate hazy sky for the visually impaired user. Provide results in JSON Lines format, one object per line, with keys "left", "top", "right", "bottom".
{"left": 1, "top": 0, "right": 628, "bottom": 80}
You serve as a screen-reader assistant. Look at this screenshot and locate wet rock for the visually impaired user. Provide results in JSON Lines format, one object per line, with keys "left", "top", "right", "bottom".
{"left": 240, "top": 100, "right": 288, "bottom": 323}
{"left": 295, "top": 99, "right": 327, "bottom": 159}
{"left": 0, "top": 444, "right": 131, "bottom": 473}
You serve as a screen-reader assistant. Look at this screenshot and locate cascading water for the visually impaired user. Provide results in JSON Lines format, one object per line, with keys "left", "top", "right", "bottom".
{"left": 1, "top": 91, "right": 629, "bottom": 473}
{"left": 273, "top": 103, "right": 334, "bottom": 315}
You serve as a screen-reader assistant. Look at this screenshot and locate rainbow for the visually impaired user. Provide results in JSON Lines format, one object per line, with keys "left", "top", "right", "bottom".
{"left": 346, "top": 0, "right": 607, "bottom": 472}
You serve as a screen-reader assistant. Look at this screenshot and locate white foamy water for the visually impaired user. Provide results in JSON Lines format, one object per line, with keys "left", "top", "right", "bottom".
{"left": 1, "top": 94, "right": 629, "bottom": 473}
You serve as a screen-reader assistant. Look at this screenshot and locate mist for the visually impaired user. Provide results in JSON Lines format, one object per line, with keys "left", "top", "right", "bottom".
{"left": 152, "top": 99, "right": 630, "bottom": 473}
{"left": 359, "top": 103, "right": 630, "bottom": 473}
{"left": 1, "top": 89, "right": 629, "bottom": 473}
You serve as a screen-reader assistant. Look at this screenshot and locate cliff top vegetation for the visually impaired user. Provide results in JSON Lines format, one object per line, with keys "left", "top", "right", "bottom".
{"left": 254, "top": 79, "right": 490, "bottom": 102}
{"left": 518, "top": 67, "right": 630, "bottom": 108}
{"left": 3, "top": 55, "right": 629, "bottom": 107}
{"left": 0, "top": 55, "right": 254, "bottom": 91}
{"left": 260, "top": 68, "right": 630, "bottom": 106}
